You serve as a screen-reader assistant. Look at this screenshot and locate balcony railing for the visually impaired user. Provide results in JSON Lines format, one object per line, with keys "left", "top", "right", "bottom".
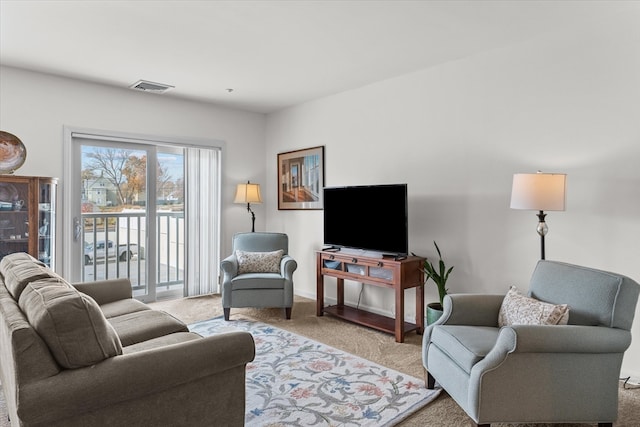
{"left": 82, "top": 211, "right": 184, "bottom": 296}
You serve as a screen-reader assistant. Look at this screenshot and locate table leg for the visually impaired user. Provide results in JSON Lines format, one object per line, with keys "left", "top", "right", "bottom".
{"left": 316, "top": 256, "right": 324, "bottom": 316}
{"left": 395, "top": 287, "right": 404, "bottom": 343}
{"left": 337, "top": 278, "right": 344, "bottom": 307}
{"left": 416, "top": 283, "right": 425, "bottom": 335}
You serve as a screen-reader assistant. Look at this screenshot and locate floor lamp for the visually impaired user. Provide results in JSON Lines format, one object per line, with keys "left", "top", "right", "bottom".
{"left": 510, "top": 172, "right": 566, "bottom": 260}
{"left": 234, "top": 181, "right": 263, "bottom": 232}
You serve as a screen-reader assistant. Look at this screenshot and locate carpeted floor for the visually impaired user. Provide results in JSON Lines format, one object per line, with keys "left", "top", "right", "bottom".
{"left": 2, "top": 294, "right": 638, "bottom": 426}
{"left": 149, "top": 294, "right": 640, "bottom": 427}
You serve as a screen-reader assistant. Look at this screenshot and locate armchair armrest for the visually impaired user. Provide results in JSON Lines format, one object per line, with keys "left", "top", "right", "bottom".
{"left": 220, "top": 254, "right": 238, "bottom": 278}
{"left": 439, "top": 293, "right": 505, "bottom": 326}
{"left": 72, "top": 278, "right": 133, "bottom": 305}
{"left": 20, "top": 331, "right": 255, "bottom": 425}
{"left": 506, "top": 325, "right": 632, "bottom": 354}
{"left": 472, "top": 325, "right": 631, "bottom": 380}
{"left": 281, "top": 255, "right": 297, "bottom": 279}
{"left": 423, "top": 294, "right": 505, "bottom": 363}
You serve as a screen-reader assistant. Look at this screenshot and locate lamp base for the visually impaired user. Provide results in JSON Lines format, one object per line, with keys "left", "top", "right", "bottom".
{"left": 536, "top": 210, "right": 547, "bottom": 260}
{"left": 248, "top": 204, "right": 256, "bottom": 232}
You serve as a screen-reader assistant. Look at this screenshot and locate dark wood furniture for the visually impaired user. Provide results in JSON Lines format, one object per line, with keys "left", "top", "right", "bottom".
{"left": 316, "top": 250, "right": 425, "bottom": 343}
{"left": 0, "top": 175, "right": 57, "bottom": 268}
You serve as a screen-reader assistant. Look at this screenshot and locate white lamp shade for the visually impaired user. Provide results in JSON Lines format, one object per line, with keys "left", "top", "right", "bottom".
{"left": 510, "top": 173, "right": 566, "bottom": 211}
{"left": 234, "top": 183, "right": 263, "bottom": 204}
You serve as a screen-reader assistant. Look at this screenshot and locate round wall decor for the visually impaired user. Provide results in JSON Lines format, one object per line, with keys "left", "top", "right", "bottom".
{"left": 0, "top": 131, "right": 27, "bottom": 174}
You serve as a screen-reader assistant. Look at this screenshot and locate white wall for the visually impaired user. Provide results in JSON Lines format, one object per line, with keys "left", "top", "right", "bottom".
{"left": 265, "top": 10, "right": 640, "bottom": 378}
{"left": 0, "top": 66, "right": 266, "bottom": 267}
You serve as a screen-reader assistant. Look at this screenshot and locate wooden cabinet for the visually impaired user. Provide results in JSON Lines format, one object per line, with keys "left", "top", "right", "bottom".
{"left": 0, "top": 175, "right": 57, "bottom": 268}
{"left": 316, "top": 250, "right": 425, "bottom": 343}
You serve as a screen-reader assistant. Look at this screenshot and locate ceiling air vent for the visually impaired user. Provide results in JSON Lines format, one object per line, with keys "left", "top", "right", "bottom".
{"left": 129, "top": 80, "right": 174, "bottom": 94}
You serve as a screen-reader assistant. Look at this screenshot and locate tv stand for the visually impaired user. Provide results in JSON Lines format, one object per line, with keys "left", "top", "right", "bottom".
{"left": 316, "top": 250, "right": 425, "bottom": 343}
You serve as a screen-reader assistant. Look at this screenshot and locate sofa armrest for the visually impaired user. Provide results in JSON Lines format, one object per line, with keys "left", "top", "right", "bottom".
{"left": 72, "top": 278, "right": 133, "bottom": 305}
{"left": 20, "top": 331, "right": 255, "bottom": 425}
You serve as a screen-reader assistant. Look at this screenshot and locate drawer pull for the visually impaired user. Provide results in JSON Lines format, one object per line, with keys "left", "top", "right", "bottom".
{"left": 330, "top": 255, "right": 335, "bottom": 260}
{"left": 352, "top": 258, "right": 358, "bottom": 263}
{"left": 377, "top": 262, "right": 383, "bottom": 267}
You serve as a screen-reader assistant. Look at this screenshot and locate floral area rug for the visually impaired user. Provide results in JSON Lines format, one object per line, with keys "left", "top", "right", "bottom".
{"left": 189, "top": 317, "right": 441, "bottom": 426}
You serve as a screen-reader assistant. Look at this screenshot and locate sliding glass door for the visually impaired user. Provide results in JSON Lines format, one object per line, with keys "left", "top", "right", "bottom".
{"left": 64, "top": 129, "right": 221, "bottom": 302}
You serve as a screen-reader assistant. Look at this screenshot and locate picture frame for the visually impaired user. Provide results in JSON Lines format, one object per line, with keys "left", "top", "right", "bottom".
{"left": 277, "top": 146, "right": 325, "bottom": 210}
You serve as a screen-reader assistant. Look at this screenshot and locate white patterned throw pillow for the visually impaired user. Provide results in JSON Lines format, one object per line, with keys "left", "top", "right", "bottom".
{"left": 236, "top": 249, "right": 284, "bottom": 274}
{"left": 498, "top": 286, "right": 569, "bottom": 327}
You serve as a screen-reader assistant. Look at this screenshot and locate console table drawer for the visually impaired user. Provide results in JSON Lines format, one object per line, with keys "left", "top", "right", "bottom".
{"left": 320, "top": 253, "right": 399, "bottom": 285}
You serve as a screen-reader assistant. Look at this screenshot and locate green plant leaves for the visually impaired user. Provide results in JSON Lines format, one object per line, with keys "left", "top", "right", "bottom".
{"left": 420, "top": 241, "right": 453, "bottom": 306}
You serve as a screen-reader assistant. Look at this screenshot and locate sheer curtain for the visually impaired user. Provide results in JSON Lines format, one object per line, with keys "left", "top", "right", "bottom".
{"left": 185, "top": 147, "right": 221, "bottom": 296}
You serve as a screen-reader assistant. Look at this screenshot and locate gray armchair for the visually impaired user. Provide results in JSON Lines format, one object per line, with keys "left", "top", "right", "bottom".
{"left": 422, "top": 260, "right": 640, "bottom": 427}
{"left": 220, "top": 232, "right": 297, "bottom": 320}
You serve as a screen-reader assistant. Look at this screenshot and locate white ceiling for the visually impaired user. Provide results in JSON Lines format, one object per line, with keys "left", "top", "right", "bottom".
{"left": 0, "top": 1, "right": 634, "bottom": 113}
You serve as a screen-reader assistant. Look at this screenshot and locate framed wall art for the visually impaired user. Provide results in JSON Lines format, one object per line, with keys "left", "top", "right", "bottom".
{"left": 277, "top": 146, "right": 325, "bottom": 210}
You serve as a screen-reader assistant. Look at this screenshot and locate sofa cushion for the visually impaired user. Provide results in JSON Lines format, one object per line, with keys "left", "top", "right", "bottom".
{"left": 19, "top": 278, "right": 123, "bottom": 369}
{"left": 431, "top": 325, "right": 500, "bottom": 374}
{"left": 236, "top": 249, "right": 284, "bottom": 274}
{"left": 100, "top": 298, "right": 150, "bottom": 319}
{"left": 108, "top": 310, "right": 189, "bottom": 346}
{"left": 1, "top": 254, "right": 57, "bottom": 300}
{"left": 0, "top": 252, "right": 45, "bottom": 271}
{"left": 123, "top": 332, "right": 202, "bottom": 354}
{"left": 498, "top": 286, "right": 569, "bottom": 327}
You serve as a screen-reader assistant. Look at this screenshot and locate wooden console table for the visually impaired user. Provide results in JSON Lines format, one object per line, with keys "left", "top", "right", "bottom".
{"left": 316, "top": 250, "right": 425, "bottom": 343}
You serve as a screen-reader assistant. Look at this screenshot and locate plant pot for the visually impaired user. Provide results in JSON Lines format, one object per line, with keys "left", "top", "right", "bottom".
{"left": 426, "top": 302, "right": 444, "bottom": 325}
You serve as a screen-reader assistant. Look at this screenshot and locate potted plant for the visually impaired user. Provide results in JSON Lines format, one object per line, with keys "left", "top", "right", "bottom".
{"left": 420, "top": 241, "right": 454, "bottom": 325}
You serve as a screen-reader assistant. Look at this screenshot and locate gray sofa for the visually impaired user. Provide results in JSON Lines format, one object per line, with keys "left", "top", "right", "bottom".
{"left": 0, "top": 253, "right": 255, "bottom": 427}
{"left": 422, "top": 260, "right": 640, "bottom": 426}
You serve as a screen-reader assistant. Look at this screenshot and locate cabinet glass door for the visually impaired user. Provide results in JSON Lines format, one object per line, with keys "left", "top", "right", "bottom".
{"left": 0, "top": 180, "right": 29, "bottom": 259}
{"left": 38, "top": 181, "right": 56, "bottom": 267}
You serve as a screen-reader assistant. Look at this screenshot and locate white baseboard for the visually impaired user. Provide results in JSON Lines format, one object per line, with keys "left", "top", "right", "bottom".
{"left": 294, "top": 289, "right": 317, "bottom": 301}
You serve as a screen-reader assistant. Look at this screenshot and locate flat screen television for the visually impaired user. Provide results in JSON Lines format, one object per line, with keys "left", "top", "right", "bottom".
{"left": 323, "top": 184, "right": 408, "bottom": 256}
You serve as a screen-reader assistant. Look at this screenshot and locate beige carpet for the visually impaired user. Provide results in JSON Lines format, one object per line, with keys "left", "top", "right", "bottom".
{"left": 2, "top": 294, "right": 638, "bottom": 426}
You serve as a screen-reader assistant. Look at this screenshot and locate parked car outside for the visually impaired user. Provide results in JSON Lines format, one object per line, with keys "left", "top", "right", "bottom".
{"left": 84, "top": 240, "right": 142, "bottom": 265}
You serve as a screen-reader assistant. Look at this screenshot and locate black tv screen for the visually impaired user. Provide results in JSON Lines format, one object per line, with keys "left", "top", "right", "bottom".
{"left": 323, "top": 184, "right": 408, "bottom": 256}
